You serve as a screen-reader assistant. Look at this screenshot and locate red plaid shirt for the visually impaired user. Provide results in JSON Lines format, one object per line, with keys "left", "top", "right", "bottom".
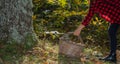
{"left": 82, "top": 0, "right": 120, "bottom": 26}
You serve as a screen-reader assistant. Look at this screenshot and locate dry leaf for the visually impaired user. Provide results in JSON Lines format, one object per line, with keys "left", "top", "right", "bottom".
{"left": 44, "top": 62, "right": 48, "bottom": 64}
{"left": 116, "top": 50, "right": 120, "bottom": 62}
{"left": 95, "top": 61, "right": 103, "bottom": 64}
{"left": 90, "top": 58, "right": 103, "bottom": 64}
{"left": 80, "top": 57, "right": 86, "bottom": 62}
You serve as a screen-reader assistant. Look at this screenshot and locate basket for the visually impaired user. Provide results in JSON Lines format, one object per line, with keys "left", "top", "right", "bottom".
{"left": 59, "top": 32, "right": 85, "bottom": 58}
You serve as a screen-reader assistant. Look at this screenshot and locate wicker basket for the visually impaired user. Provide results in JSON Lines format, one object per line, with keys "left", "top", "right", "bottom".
{"left": 59, "top": 32, "right": 85, "bottom": 58}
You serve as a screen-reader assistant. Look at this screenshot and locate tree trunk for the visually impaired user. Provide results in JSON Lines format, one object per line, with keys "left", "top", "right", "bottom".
{"left": 0, "top": 0, "right": 38, "bottom": 44}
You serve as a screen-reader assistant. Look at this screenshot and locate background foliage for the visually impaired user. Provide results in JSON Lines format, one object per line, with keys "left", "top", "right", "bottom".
{"left": 32, "top": 0, "right": 120, "bottom": 50}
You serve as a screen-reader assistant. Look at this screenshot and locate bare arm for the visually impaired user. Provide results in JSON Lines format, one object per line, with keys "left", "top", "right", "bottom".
{"left": 73, "top": 24, "right": 85, "bottom": 36}
{"left": 73, "top": 1, "right": 95, "bottom": 36}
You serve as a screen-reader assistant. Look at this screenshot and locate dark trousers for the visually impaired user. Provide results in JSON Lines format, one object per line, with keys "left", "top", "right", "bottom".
{"left": 108, "top": 23, "right": 120, "bottom": 54}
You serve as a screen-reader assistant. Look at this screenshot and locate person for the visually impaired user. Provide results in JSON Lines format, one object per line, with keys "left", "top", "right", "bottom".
{"left": 73, "top": 0, "right": 120, "bottom": 62}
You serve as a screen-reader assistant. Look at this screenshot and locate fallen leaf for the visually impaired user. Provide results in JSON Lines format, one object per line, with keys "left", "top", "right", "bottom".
{"left": 95, "top": 61, "right": 103, "bottom": 64}
{"left": 44, "top": 62, "right": 48, "bottom": 64}
{"left": 80, "top": 57, "right": 86, "bottom": 62}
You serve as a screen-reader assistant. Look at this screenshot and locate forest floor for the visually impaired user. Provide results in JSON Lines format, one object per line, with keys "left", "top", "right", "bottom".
{"left": 20, "top": 39, "right": 117, "bottom": 64}
{"left": 0, "top": 39, "right": 119, "bottom": 64}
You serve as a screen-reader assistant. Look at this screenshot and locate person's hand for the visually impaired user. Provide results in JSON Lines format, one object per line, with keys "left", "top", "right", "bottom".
{"left": 73, "top": 24, "right": 85, "bottom": 36}
{"left": 73, "top": 28, "right": 81, "bottom": 36}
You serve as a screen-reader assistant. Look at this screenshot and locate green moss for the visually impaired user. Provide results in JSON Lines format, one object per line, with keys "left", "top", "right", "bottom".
{"left": 24, "top": 33, "right": 38, "bottom": 50}
{"left": 0, "top": 32, "right": 38, "bottom": 63}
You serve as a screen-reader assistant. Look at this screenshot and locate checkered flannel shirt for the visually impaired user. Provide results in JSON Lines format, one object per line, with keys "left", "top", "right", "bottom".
{"left": 82, "top": 0, "right": 120, "bottom": 26}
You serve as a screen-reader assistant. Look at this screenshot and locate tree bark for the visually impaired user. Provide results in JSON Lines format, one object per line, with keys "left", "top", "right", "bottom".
{"left": 0, "top": 0, "right": 38, "bottom": 44}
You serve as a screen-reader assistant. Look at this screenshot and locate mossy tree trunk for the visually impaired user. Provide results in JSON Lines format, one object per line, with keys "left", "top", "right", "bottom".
{"left": 0, "top": 0, "right": 38, "bottom": 46}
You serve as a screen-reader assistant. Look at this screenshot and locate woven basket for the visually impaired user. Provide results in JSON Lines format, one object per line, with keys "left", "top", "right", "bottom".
{"left": 59, "top": 32, "right": 85, "bottom": 58}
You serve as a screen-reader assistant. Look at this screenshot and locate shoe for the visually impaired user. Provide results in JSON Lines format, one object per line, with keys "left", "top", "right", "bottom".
{"left": 99, "top": 53, "right": 116, "bottom": 62}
